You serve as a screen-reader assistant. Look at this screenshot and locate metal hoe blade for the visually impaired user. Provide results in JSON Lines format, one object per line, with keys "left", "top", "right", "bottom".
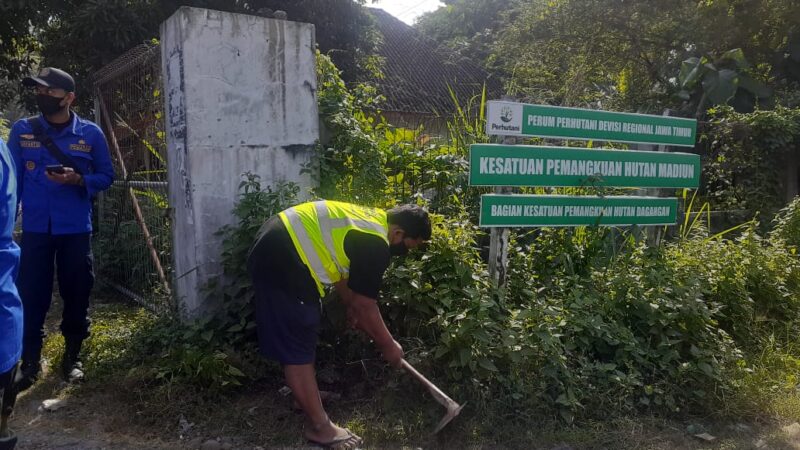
{"left": 432, "top": 402, "right": 466, "bottom": 434}
{"left": 401, "top": 359, "right": 465, "bottom": 434}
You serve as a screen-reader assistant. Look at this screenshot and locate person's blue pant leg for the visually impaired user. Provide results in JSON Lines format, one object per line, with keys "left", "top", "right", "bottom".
{"left": 16, "top": 232, "right": 93, "bottom": 360}
{"left": 55, "top": 233, "right": 93, "bottom": 340}
{"left": 16, "top": 233, "right": 55, "bottom": 360}
{"left": 0, "top": 363, "right": 19, "bottom": 449}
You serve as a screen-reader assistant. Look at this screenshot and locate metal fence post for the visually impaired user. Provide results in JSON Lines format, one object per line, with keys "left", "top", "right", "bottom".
{"left": 488, "top": 96, "right": 516, "bottom": 287}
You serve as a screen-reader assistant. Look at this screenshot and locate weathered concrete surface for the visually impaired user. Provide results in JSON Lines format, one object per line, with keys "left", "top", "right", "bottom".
{"left": 161, "top": 7, "right": 318, "bottom": 317}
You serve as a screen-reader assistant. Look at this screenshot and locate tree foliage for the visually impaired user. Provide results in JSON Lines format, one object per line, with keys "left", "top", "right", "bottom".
{"left": 0, "top": 0, "right": 379, "bottom": 105}
{"left": 415, "top": 0, "right": 513, "bottom": 67}
{"left": 701, "top": 106, "right": 800, "bottom": 212}
{"left": 418, "top": 0, "right": 800, "bottom": 116}
{"left": 73, "top": 45, "right": 800, "bottom": 428}
{"left": 0, "top": 119, "right": 8, "bottom": 142}
{"left": 314, "top": 51, "right": 388, "bottom": 206}
{"left": 0, "top": 0, "right": 49, "bottom": 103}
{"left": 493, "top": 0, "right": 698, "bottom": 109}
{"left": 677, "top": 49, "right": 772, "bottom": 117}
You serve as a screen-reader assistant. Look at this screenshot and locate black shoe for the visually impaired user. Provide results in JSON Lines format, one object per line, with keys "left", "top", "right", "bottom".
{"left": 62, "top": 361, "right": 84, "bottom": 384}
{"left": 0, "top": 430, "right": 17, "bottom": 450}
{"left": 62, "top": 339, "right": 85, "bottom": 384}
{"left": 12, "top": 363, "right": 40, "bottom": 393}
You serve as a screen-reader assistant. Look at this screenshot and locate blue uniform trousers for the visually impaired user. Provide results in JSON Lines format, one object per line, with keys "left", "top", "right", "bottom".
{"left": 16, "top": 232, "right": 94, "bottom": 359}
{"left": 0, "top": 363, "right": 17, "bottom": 419}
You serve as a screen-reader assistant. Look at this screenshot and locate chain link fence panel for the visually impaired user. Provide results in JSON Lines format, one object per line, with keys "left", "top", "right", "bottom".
{"left": 92, "top": 43, "right": 173, "bottom": 314}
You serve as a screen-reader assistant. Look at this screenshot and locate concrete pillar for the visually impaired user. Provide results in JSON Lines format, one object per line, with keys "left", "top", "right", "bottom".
{"left": 161, "top": 7, "right": 319, "bottom": 318}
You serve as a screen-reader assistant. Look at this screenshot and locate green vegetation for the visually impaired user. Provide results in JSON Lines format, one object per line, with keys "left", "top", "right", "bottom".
{"left": 53, "top": 53, "right": 800, "bottom": 449}
{"left": 421, "top": 0, "right": 800, "bottom": 116}
{"left": 701, "top": 106, "right": 800, "bottom": 213}
{"left": 773, "top": 196, "right": 800, "bottom": 253}
{"left": 0, "top": 118, "right": 8, "bottom": 141}
{"left": 0, "top": 0, "right": 379, "bottom": 106}
{"left": 314, "top": 51, "right": 388, "bottom": 206}
{"left": 7, "top": 1, "right": 800, "bottom": 447}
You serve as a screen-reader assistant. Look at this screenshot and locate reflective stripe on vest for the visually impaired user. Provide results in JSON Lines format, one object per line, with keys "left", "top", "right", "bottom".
{"left": 313, "top": 201, "right": 388, "bottom": 274}
{"left": 282, "top": 207, "right": 333, "bottom": 284}
{"left": 280, "top": 201, "right": 388, "bottom": 296}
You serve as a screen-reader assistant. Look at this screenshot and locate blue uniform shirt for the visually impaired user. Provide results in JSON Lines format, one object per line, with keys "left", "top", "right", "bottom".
{"left": 0, "top": 138, "right": 22, "bottom": 374}
{"left": 8, "top": 113, "right": 115, "bottom": 234}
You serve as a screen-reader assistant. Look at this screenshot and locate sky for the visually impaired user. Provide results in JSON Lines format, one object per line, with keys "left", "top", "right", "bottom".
{"left": 369, "top": 0, "right": 445, "bottom": 25}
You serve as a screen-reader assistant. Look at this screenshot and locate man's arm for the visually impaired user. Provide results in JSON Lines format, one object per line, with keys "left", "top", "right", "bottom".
{"left": 335, "top": 280, "right": 403, "bottom": 367}
{"left": 83, "top": 126, "right": 115, "bottom": 195}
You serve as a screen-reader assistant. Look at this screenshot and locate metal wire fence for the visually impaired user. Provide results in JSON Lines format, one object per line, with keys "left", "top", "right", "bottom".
{"left": 92, "top": 43, "right": 173, "bottom": 314}
{"left": 382, "top": 113, "right": 487, "bottom": 219}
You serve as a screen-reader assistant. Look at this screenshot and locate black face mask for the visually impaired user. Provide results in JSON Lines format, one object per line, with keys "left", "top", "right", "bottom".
{"left": 36, "top": 94, "right": 66, "bottom": 116}
{"left": 389, "top": 241, "right": 409, "bottom": 256}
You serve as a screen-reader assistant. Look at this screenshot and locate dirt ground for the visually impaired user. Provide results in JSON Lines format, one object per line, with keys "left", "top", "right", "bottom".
{"left": 12, "top": 378, "right": 800, "bottom": 450}
{"left": 11, "top": 359, "right": 325, "bottom": 450}
{"left": 9, "top": 296, "right": 800, "bottom": 449}
{"left": 11, "top": 334, "right": 178, "bottom": 449}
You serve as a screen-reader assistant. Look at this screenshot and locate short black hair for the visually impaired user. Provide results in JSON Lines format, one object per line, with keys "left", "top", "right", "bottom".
{"left": 387, "top": 204, "right": 431, "bottom": 240}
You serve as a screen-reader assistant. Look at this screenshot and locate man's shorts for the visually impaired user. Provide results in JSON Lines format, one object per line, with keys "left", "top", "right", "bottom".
{"left": 247, "top": 216, "right": 323, "bottom": 365}
{"left": 251, "top": 277, "right": 321, "bottom": 365}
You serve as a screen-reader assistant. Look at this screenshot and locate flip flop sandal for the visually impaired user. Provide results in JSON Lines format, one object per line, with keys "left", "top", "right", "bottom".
{"left": 307, "top": 430, "right": 363, "bottom": 449}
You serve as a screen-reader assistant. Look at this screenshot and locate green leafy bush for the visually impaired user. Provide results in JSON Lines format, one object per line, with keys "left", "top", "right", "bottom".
{"left": 701, "top": 106, "right": 800, "bottom": 212}
{"left": 211, "top": 174, "right": 300, "bottom": 332}
{"left": 772, "top": 196, "right": 800, "bottom": 253}
{"left": 377, "top": 214, "right": 800, "bottom": 422}
{"left": 0, "top": 118, "right": 8, "bottom": 141}
{"left": 111, "top": 171, "right": 800, "bottom": 422}
{"left": 382, "top": 126, "right": 472, "bottom": 216}
{"left": 118, "top": 175, "right": 299, "bottom": 390}
{"left": 315, "top": 51, "right": 388, "bottom": 206}
{"left": 104, "top": 53, "right": 800, "bottom": 426}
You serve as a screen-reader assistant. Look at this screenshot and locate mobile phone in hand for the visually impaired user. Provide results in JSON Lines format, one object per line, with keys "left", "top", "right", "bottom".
{"left": 46, "top": 164, "right": 66, "bottom": 175}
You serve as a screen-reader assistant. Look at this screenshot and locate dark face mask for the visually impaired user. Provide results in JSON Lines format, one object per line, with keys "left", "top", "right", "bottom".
{"left": 36, "top": 94, "right": 66, "bottom": 115}
{"left": 389, "top": 241, "right": 409, "bottom": 256}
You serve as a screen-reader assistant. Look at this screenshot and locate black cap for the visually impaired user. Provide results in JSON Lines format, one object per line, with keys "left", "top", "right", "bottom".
{"left": 22, "top": 67, "right": 75, "bottom": 92}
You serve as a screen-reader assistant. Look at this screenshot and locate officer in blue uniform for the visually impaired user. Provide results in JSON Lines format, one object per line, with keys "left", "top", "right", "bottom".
{"left": 7, "top": 68, "right": 114, "bottom": 391}
{"left": 0, "top": 137, "right": 22, "bottom": 450}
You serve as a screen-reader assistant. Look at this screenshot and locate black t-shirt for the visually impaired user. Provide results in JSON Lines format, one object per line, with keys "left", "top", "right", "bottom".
{"left": 247, "top": 216, "right": 319, "bottom": 300}
{"left": 247, "top": 216, "right": 390, "bottom": 299}
{"left": 343, "top": 230, "right": 390, "bottom": 298}
{"left": 46, "top": 112, "right": 73, "bottom": 131}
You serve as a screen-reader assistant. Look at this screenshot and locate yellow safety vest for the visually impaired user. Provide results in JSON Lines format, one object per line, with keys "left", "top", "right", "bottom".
{"left": 279, "top": 201, "right": 389, "bottom": 296}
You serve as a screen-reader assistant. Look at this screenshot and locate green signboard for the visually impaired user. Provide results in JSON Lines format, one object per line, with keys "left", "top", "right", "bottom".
{"left": 470, "top": 144, "right": 700, "bottom": 188}
{"left": 480, "top": 195, "right": 678, "bottom": 227}
{"left": 485, "top": 101, "right": 697, "bottom": 147}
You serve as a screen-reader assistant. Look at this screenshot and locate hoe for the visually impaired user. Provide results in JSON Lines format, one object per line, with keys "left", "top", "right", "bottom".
{"left": 401, "top": 359, "right": 465, "bottom": 434}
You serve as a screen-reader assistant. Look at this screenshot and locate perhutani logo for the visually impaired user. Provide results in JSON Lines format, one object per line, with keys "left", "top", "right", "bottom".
{"left": 500, "top": 106, "right": 513, "bottom": 123}
{"left": 487, "top": 102, "right": 523, "bottom": 134}
{"left": 491, "top": 123, "right": 521, "bottom": 131}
